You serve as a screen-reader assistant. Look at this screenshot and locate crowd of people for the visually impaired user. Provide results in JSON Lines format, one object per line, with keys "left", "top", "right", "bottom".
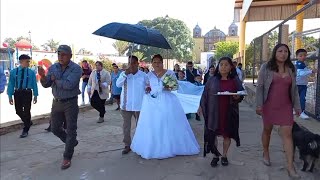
{"left": 0, "top": 43, "right": 317, "bottom": 178}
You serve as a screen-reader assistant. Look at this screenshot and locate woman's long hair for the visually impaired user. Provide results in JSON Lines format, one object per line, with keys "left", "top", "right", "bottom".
{"left": 213, "top": 57, "right": 236, "bottom": 79}
{"left": 267, "top": 43, "right": 295, "bottom": 73}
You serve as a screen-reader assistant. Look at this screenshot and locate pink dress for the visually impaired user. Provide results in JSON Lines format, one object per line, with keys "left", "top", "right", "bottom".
{"left": 262, "top": 73, "right": 293, "bottom": 126}
{"left": 217, "top": 79, "right": 237, "bottom": 137}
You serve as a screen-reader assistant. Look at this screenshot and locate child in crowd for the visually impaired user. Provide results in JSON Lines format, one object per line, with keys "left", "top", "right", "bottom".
{"left": 194, "top": 75, "right": 203, "bottom": 86}
{"left": 178, "top": 70, "right": 187, "bottom": 81}
{"left": 295, "top": 49, "right": 318, "bottom": 119}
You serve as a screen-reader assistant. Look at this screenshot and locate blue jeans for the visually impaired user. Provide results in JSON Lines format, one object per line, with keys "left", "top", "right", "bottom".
{"left": 81, "top": 82, "right": 88, "bottom": 102}
{"left": 297, "top": 85, "right": 307, "bottom": 111}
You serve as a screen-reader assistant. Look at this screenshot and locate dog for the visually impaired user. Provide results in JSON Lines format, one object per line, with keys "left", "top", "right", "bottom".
{"left": 292, "top": 122, "right": 320, "bottom": 172}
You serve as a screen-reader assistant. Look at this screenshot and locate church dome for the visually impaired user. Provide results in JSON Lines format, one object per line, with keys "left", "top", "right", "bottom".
{"left": 204, "top": 27, "right": 226, "bottom": 38}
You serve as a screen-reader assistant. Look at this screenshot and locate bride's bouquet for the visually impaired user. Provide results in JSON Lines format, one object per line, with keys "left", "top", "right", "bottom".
{"left": 162, "top": 74, "right": 178, "bottom": 91}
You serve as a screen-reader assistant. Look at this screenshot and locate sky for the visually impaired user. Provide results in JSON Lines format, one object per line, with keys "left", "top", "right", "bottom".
{"left": 1, "top": 0, "right": 319, "bottom": 55}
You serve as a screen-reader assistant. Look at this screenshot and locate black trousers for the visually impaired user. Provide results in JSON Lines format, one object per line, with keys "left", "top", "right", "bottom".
{"left": 14, "top": 89, "right": 32, "bottom": 132}
{"left": 90, "top": 90, "right": 106, "bottom": 118}
{"left": 51, "top": 97, "right": 79, "bottom": 160}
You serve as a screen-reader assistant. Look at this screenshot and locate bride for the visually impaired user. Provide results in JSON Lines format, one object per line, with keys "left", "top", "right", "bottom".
{"left": 131, "top": 54, "right": 200, "bottom": 159}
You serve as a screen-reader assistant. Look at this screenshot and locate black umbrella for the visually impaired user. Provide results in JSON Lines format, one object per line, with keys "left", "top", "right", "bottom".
{"left": 93, "top": 22, "right": 172, "bottom": 49}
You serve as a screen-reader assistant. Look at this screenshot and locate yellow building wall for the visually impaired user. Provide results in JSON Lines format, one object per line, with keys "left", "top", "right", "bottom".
{"left": 226, "top": 36, "right": 239, "bottom": 42}
{"left": 193, "top": 37, "right": 205, "bottom": 64}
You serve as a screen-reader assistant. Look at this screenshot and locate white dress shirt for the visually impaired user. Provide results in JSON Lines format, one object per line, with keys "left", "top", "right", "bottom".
{"left": 116, "top": 70, "right": 146, "bottom": 111}
{"left": 236, "top": 67, "right": 243, "bottom": 81}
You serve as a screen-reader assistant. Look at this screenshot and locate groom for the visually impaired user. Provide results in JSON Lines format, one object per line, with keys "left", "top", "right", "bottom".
{"left": 116, "top": 55, "right": 147, "bottom": 154}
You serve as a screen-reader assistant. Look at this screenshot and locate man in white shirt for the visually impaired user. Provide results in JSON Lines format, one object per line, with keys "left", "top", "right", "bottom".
{"left": 116, "top": 55, "right": 147, "bottom": 154}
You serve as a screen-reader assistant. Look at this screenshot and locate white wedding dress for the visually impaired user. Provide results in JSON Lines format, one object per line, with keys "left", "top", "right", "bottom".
{"left": 131, "top": 70, "right": 200, "bottom": 159}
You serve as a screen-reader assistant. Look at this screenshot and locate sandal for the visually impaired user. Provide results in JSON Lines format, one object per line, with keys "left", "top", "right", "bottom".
{"left": 262, "top": 152, "right": 271, "bottom": 166}
{"left": 210, "top": 157, "right": 219, "bottom": 167}
{"left": 221, "top": 157, "right": 229, "bottom": 166}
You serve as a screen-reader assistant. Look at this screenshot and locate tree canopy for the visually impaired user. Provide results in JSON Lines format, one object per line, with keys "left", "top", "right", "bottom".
{"left": 41, "top": 39, "right": 60, "bottom": 52}
{"left": 134, "top": 16, "right": 194, "bottom": 62}
{"left": 112, "top": 40, "right": 129, "bottom": 56}
{"left": 214, "top": 41, "right": 239, "bottom": 60}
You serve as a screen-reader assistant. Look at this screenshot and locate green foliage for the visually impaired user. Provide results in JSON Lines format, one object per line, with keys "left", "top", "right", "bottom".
{"left": 98, "top": 55, "right": 114, "bottom": 72}
{"left": 132, "top": 51, "right": 146, "bottom": 60}
{"left": 41, "top": 39, "right": 60, "bottom": 52}
{"left": 112, "top": 40, "right": 129, "bottom": 56}
{"left": 135, "top": 16, "right": 194, "bottom": 62}
{"left": 214, "top": 41, "right": 239, "bottom": 60}
{"left": 245, "top": 43, "right": 254, "bottom": 67}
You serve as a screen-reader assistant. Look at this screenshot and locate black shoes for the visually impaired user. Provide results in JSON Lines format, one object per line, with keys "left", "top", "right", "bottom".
{"left": 122, "top": 146, "right": 131, "bottom": 154}
{"left": 210, "top": 157, "right": 229, "bottom": 167}
{"left": 221, "top": 157, "right": 229, "bottom": 166}
{"left": 45, "top": 126, "right": 51, "bottom": 132}
{"left": 20, "top": 131, "right": 28, "bottom": 138}
{"left": 210, "top": 157, "right": 219, "bottom": 167}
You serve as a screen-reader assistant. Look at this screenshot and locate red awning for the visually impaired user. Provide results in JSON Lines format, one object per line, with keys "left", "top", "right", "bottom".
{"left": 14, "top": 39, "right": 32, "bottom": 49}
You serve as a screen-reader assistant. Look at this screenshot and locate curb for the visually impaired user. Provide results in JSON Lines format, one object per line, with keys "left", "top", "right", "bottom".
{"left": 0, "top": 105, "right": 93, "bottom": 136}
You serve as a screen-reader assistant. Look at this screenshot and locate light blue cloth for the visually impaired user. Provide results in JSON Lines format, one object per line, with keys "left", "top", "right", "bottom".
{"left": 177, "top": 80, "right": 204, "bottom": 96}
{"left": 171, "top": 81, "right": 205, "bottom": 113}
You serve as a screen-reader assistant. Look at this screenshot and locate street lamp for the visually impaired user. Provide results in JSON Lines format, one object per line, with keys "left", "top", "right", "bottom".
{"left": 28, "top": 31, "right": 32, "bottom": 44}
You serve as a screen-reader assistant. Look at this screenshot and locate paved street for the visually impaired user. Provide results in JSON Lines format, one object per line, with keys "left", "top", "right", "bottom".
{"left": 1, "top": 102, "right": 319, "bottom": 180}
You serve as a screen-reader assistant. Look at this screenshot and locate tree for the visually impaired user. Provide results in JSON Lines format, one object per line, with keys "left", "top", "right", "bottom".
{"left": 133, "top": 51, "right": 146, "bottom": 60}
{"left": 245, "top": 43, "right": 254, "bottom": 67}
{"left": 112, "top": 40, "right": 129, "bottom": 56}
{"left": 98, "top": 54, "right": 114, "bottom": 72}
{"left": 78, "top": 48, "right": 93, "bottom": 55}
{"left": 136, "top": 16, "right": 194, "bottom": 62}
{"left": 214, "top": 41, "right": 239, "bottom": 60}
{"left": 41, "top": 39, "right": 59, "bottom": 52}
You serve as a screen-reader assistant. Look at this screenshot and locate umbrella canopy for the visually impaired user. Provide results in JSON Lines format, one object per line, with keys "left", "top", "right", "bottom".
{"left": 15, "top": 39, "right": 32, "bottom": 49}
{"left": 93, "top": 22, "right": 171, "bottom": 49}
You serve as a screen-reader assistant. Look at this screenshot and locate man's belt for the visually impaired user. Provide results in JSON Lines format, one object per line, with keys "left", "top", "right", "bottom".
{"left": 14, "top": 88, "right": 32, "bottom": 92}
{"left": 53, "top": 96, "right": 77, "bottom": 102}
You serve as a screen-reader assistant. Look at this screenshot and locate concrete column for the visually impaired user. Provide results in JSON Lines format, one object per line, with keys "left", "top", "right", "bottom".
{"left": 239, "top": 20, "right": 246, "bottom": 66}
{"left": 280, "top": 24, "right": 289, "bottom": 44}
{"left": 295, "top": 5, "right": 304, "bottom": 50}
{"left": 262, "top": 35, "right": 268, "bottom": 61}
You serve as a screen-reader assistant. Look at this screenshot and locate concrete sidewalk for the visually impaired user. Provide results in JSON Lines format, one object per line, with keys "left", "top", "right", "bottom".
{"left": 1, "top": 103, "right": 319, "bottom": 180}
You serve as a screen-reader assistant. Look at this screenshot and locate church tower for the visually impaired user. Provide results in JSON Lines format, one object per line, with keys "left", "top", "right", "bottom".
{"left": 192, "top": 24, "right": 204, "bottom": 63}
{"left": 226, "top": 21, "right": 239, "bottom": 43}
{"left": 193, "top": 23, "right": 202, "bottom": 38}
{"left": 228, "top": 22, "right": 238, "bottom": 36}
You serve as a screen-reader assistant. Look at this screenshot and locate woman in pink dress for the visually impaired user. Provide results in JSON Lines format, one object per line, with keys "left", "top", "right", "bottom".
{"left": 256, "top": 44, "right": 301, "bottom": 178}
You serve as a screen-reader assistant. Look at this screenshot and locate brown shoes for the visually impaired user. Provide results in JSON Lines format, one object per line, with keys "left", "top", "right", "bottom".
{"left": 122, "top": 146, "right": 131, "bottom": 154}
{"left": 61, "top": 159, "right": 71, "bottom": 170}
